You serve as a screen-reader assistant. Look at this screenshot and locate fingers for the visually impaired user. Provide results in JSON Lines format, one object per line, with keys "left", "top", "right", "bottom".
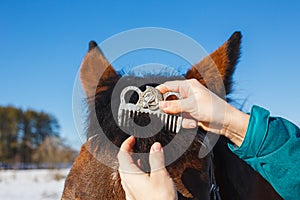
{"left": 119, "top": 141, "right": 176, "bottom": 200}
{"left": 182, "top": 118, "right": 197, "bottom": 129}
{"left": 149, "top": 142, "right": 164, "bottom": 171}
{"left": 156, "top": 80, "right": 193, "bottom": 97}
{"left": 159, "top": 98, "right": 192, "bottom": 114}
{"left": 156, "top": 80, "right": 182, "bottom": 94}
{"left": 149, "top": 142, "right": 170, "bottom": 181}
{"left": 120, "top": 136, "right": 136, "bottom": 152}
{"left": 118, "top": 136, "right": 143, "bottom": 174}
{"left": 156, "top": 79, "right": 199, "bottom": 96}
{"left": 118, "top": 137, "right": 149, "bottom": 199}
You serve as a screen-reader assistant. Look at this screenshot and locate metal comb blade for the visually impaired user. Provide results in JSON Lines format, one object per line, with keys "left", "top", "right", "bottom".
{"left": 118, "top": 85, "right": 182, "bottom": 134}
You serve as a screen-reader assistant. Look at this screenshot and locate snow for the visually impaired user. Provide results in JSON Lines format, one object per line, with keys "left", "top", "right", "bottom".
{"left": 0, "top": 168, "right": 70, "bottom": 200}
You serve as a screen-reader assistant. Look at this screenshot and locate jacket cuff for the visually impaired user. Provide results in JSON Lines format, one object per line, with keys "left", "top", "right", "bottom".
{"left": 228, "top": 105, "right": 270, "bottom": 159}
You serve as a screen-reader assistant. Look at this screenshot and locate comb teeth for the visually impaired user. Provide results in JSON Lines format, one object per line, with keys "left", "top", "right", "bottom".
{"left": 118, "top": 108, "right": 182, "bottom": 134}
{"left": 117, "top": 85, "right": 182, "bottom": 135}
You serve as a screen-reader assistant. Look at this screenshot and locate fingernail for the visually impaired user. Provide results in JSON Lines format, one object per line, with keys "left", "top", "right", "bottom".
{"left": 159, "top": 101, "right": 167, "bottom": 109}
{"left": 189, "top": 122, "right": 197, "bottom": 128}
{"left": 152, "top": 142, "right": 162, "bottom": 152}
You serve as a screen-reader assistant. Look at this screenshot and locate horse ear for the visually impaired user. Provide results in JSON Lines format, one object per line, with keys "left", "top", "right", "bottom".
{"left": 80, "top": 41, "right": 118, "bottom": 99}
{"left": 185, "top": 32, "right": 242, "bottom": 95}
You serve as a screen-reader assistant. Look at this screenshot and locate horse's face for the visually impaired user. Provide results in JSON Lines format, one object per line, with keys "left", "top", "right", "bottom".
{"left": 78, "top": 31, "right": 241, "bottom": 198}
{"left": 81, "top": 31, "right": 241, "bottom": 149}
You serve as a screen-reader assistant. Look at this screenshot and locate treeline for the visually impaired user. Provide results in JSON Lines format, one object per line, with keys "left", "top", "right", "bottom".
{"left": 0, "top": 106, "right": 77, "bottom": 169}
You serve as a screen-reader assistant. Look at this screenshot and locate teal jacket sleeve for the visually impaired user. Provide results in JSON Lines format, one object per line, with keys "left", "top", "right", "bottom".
{"left": 228, "top": 105, "right": 300, "bottom": 200}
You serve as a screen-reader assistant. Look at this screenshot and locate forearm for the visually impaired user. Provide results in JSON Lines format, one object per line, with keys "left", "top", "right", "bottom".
{"left": 221, "top": 103, "right": 250, "bottom": 147}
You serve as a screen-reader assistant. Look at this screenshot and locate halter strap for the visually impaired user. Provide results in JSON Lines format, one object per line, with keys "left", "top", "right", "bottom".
{"left": 209, "top": 152, "right": 221, "bottom": 200}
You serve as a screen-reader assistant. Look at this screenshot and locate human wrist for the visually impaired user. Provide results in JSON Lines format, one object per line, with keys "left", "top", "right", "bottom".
{"left": 221, "top": 103, "right": 250, "bottom": 146}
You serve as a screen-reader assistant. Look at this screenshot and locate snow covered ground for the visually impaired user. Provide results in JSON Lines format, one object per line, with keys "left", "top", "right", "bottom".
{"left": 0, "top": 168, "right": 70, "bottom": 200}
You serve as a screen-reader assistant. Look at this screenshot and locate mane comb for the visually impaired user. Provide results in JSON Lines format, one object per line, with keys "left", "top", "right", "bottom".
{"left": 118, "top": 85, "right": 182, "bottom": 134}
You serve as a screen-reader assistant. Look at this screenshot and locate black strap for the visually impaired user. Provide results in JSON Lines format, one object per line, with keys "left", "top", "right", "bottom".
{"left": 209, "top": 153, "right": 221, "bottom": 200}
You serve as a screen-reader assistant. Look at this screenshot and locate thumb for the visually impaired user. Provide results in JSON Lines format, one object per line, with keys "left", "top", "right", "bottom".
{"left": 149, "top": 142, "right": 169, "bottom": 179}
{"left": 118, "top": 136, "right": 143, "bottom": 174}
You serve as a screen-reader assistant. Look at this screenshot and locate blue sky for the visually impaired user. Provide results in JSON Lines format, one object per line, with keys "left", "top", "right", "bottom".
{"left": 1, "top": 1, "right": 299, "bottom": 150}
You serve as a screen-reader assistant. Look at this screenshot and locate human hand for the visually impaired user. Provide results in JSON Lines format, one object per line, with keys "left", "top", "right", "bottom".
{"left": 157, "top": 79, "right": 228, "bottom": 132}
{"left": 156, "top": 79, "right": 249, "bottom": 146}
{"left": 118, "top": 136, "right": 177, "bottom": 200}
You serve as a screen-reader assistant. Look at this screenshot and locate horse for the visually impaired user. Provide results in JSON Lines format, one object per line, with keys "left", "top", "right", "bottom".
{"left": 62, "top": 32, "right": 282, "bottom": 200}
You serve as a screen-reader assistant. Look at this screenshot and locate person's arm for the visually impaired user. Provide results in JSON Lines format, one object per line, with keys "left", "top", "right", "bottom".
{"left": 228, "top": 105, "right": 300, "bottom": 200}
{"left": 157, "top": 79, "right": 249, "bottom": 146}
{"left": 119, "top": 79, "right": 300, "bottom": 200}
{"left": 157, "top": 79, "right": 300, "bottom": 199}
